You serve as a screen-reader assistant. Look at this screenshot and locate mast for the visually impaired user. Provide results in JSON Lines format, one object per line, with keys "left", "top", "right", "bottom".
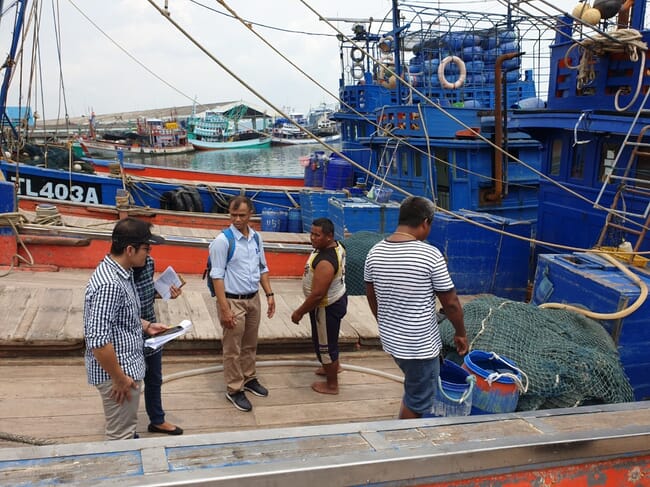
{"left": 391, "top": 0, "right": 402, "bottom": 102}
{"left": 0, "top": 0, "right": 29, "bottom": 141}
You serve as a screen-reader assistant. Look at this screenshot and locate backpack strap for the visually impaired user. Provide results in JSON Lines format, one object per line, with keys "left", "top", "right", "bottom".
{"left": 222, "top": 227, "right": 236, "bottom": 264}
{"left": 223, "top": 227, "right": 264, "bottom": 270}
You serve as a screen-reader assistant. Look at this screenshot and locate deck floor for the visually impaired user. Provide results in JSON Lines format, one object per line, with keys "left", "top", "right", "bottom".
{"left": 0, "top": 268, "right": 382, "bottom": 354}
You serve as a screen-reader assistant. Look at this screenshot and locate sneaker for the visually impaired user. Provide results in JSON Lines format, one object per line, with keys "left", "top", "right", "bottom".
{"left": 244, "top": 378, "right": 268, "bottom": 397}
{"left": 226, "top": 391, "right": 252, "bottom": 412}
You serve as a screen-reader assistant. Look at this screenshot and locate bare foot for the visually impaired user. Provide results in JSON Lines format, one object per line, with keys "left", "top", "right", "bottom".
{"left": 311, "top": 381, "right": 339, "bottom": 395}
{"left": 315, "top": 365, "right": 342, "bottom": 376}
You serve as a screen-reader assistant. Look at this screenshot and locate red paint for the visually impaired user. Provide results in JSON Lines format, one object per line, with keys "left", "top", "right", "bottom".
{"left": 91, "top": 163, "right": 305, "bottom": 187}
{"left": 415, "top": 454, "right": 650, "bottom": 486}
{"left": 15, "top": 240, "right": 306, "bottom": 277}
{"left": 0, "top": 235, "right": 17, "bottom": 265}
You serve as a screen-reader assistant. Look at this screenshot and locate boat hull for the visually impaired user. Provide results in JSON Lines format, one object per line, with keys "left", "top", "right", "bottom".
{"left": 81, "top": 139, "right": 193, "bottom": 157}
{"left": 87, "top": 157, "right": 305, "bottom": 187}
{"left": 0, "top": 160, "right": 300, "bottom": 214}
{"left": 189, "top": 136, "right": 271, "bottom": 151}
{"left": 271, "top": 133, "right": 341, "bottom": 146}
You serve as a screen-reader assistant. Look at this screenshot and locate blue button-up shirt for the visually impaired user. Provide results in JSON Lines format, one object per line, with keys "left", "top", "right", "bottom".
{"left": 208, "top": 225, "right": 269, "bottom": 294}
{"left": 84, "top": 255, "right": 145, "bottom": 385}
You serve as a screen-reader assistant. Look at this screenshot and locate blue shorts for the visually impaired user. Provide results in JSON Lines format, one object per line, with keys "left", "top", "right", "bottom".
{"left": 393, "top": 356, "right": 440, "bottom": 415}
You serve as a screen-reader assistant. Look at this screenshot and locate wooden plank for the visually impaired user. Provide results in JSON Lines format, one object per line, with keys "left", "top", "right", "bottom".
{"left": 27, "top": 288, "right": 72, "bottom": 341}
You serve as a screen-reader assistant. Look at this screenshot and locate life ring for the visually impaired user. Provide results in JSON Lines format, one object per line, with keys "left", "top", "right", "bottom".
{"left": 438, "top": 56, "right": 466, "bottom": 89}
{"left": 350, "top": 47, "right": 365, "bottom": 63}
{"left": 351, "top": 64, "right": 364, "bottom": 80}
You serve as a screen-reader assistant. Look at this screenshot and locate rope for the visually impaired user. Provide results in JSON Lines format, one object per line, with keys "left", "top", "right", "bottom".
{"left": 567, "top": 29, "right": 647, "bottom": 110}
{"left": 538, "top": 251, "right": 648, "bottom": 319}
{"left": 33, "top": 204, "right": 64, "bottom": 226}
{"left": 0, "top": 212, "right": 35, "bottom": 276}
{"left": 483, "top": 351, "right": 529, "bottom": 393}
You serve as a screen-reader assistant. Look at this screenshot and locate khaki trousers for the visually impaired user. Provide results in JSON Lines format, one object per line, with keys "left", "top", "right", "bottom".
{"left": 220, "top": 294, "right": 261, "bottom": 393}
{"left": 96, "top": 379, "right": 142, "bottom": 440}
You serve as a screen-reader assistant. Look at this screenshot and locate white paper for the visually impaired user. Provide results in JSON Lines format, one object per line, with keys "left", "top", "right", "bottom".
{"left": 154, "top": 266, "right": 183, "bottom": 300}
{"left": 145, "top": 319, "right": 193, "bottom": 351}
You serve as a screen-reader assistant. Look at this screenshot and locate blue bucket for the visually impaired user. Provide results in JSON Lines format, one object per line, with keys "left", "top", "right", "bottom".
{"left": 462, "top": 350, "right": 526, "bottom": 415}
{"left": 428, "top": 359, "right": 475, "bottom": 417}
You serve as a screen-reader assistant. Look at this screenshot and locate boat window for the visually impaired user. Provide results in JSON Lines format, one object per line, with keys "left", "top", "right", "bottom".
{"left": 550, "top": 139, "right": 562, "bottom": 176}
{"left": 599, "top": 143, "right": 618, "bottom": 183}
{"left": 414, "top": 152, "right": 422, "bottom": 177}
{"left": 638, "top": 151, "right": 650, "bottom": 189}
{"left": 570, "top": 144, "right": 586, "bottom": 180}
{"left": 401, "top": 151, "right": 408, "bottom": 176}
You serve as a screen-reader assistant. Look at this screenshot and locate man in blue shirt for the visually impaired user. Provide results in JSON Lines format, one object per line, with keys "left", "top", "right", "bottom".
{"left": 209, "top": 196, "right": 275, "bottom": 412}
{"left": 84, "top": 217, "right": 167, "bottom": 439}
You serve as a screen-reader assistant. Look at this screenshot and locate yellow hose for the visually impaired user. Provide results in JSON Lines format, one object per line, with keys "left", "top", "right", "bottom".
{"left": 538, "top": 252, "right": 648, "bottom": 320}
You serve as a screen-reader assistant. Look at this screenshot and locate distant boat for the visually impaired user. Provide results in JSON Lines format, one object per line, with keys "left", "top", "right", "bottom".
{"left": 80, "top": 116, "right": 193, "bottom": 157}
{"left": 187, "top": 109, "right": 271, "bottom": 151}
{"left": 270, "top": 105, "right": 340, "bottom": 145}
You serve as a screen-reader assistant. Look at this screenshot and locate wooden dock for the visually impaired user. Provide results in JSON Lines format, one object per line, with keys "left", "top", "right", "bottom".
{"left": 0, "top": 268, "right": 380, "bottom": 355}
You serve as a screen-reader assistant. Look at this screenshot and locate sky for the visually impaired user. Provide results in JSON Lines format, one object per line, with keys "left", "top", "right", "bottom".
{"left": 1, "top": 0, "right": 582, "bottom": 121}
{"left": 2, "top": 0, "right": 395, "bottom": 120}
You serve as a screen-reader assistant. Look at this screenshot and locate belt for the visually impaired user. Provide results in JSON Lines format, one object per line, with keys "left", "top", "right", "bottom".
{"left": 225, "top": 291, "right": 258, "bottom": 300}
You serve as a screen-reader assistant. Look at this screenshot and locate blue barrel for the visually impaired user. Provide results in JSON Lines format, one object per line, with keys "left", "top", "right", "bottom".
{"left": 0, "top": 181, "right": 16, "bottom": 237}
{"left": 324, "top": 155, "right": 354, "bottom": 190}
{"left": 261, "top": 209, "right": 288, "bottom": 232}
{"left": 462, "top": 350, "right": 523, "bottom": 415}
{"left": 287, "top": 208, "right": 302, "bottom": 233}
{"left": 304, "top": 152, "right": 325, "bottom": 187}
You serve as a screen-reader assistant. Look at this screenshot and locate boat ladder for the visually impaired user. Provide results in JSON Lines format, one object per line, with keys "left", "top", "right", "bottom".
{"left": 594, "top": 124, "right": 650, "bottom": 255}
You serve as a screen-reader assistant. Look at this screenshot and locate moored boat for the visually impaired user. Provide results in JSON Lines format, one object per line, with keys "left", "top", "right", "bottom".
{"left": 186, "top": 105, "right": 272, "bottom": 151}
{"left": 80, "top": 116, "right": 193, "bottom": 157}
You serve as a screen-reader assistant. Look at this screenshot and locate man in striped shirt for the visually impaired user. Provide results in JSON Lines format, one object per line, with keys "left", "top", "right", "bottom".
{"left": 84, "top": 218, "right": 168, "bottom": 440}
{"left": 364, "top": 196, "right": 468, "bottom": 419}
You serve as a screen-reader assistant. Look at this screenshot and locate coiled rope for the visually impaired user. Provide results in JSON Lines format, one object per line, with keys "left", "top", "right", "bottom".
{"left": 566, "top": 28, "right": 647, "bottom": 110}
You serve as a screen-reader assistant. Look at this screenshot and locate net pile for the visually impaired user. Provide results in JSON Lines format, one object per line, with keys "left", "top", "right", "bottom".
{"left": 439, "top": 296, "right": 634, "bottom": 410}
{"left": 342, "top": 231, "right": 387, "bottom": 296}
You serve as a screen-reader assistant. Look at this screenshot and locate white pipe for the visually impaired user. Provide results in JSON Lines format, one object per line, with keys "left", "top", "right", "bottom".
{"left": 164, "top": 360, "right": 405, "bottom": 384}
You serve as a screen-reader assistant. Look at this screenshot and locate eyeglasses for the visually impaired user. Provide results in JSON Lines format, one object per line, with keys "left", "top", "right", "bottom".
{"left": 131, "top": 243, "right": 151, "bottom": 253}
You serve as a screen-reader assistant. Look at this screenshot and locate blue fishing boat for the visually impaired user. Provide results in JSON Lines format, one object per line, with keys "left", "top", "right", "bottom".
{"left": 332, "top": 8, "right": 545, "bottom": 220}
{"left": 511, "top": 1, "right": 650, "bottom": 401}
{"left": 328, "top": 5, "right": 550, "bottom": 298}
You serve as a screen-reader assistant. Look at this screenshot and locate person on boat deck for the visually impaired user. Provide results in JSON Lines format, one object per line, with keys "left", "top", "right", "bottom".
{"left": 291, "top": 218, "right": 348, "bottom": 395}
{"left": 209, "top": 196, "right": 275, "bottom": 412}
{"left": 83, "top": 217, "right": 168, "bottom": 440}
{"left": 133, "top": 253, "right": 183, "bottom": 436}
{"left": 364, "top": 196, "right": 468, "bottom": 419}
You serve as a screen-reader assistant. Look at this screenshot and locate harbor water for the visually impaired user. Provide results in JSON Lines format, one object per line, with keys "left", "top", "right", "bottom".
{"left": 116, "top": 143, "right": 340, "bottom": 177}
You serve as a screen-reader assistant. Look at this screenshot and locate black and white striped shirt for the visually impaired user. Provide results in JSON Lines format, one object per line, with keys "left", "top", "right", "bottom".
{"left": 84, "top": 255, "right": 145, "bottom": 385}
{"left": 364, "top": 239, "right": 454, "bottom": 359}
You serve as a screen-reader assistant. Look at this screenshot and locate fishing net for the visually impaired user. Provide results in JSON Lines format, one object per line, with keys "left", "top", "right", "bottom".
{"left": 342, "top": 231, "right": 387, "bottom": 296}
{"left": 439, "top": 296, "right": 634, "bottom": 410}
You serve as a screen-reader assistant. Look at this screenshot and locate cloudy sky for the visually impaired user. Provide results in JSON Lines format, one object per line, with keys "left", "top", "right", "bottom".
{"left": 2, "top": 0, "right": 396, "bottom": 120}
{"left": 2, "top": 0, "right": 580, "bottom": 121}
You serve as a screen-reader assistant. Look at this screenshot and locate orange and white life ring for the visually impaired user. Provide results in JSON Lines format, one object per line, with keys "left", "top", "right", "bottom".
{"left": 438, "top": 55, "right": 466, "bottom": 89}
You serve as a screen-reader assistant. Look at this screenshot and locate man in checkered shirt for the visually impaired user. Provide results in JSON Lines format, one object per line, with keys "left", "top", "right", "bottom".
{"left": 84, "top": 218, "right": 168, "bottom": 440}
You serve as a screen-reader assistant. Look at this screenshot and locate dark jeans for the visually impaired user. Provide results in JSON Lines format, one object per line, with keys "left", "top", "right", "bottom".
{"left": 144, "top": 349, "right": 165, "bottom": 425}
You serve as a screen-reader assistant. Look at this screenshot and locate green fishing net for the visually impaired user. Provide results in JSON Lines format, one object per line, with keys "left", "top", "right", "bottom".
{"left": 439, "top": 295, "right": 634, "bottom": 411}
{"left": 342, "top": 231, "right": 387, "bottom": 296}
